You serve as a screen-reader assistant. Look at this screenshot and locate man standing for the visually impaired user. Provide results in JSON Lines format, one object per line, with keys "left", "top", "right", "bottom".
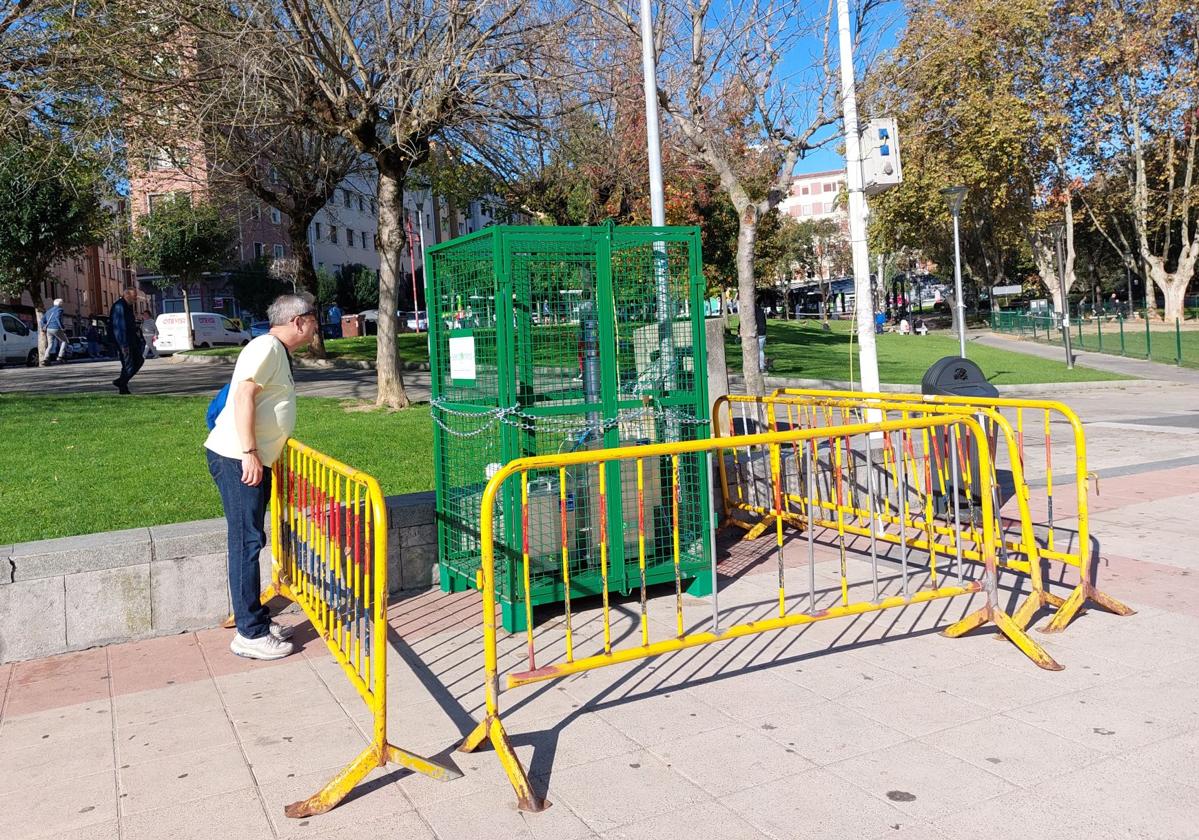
{"left": 754, "top": 296, "right": 768, "bottom": 372}
{"left": 205, "top": 292, "right": 317, "bottom": 660}
{"left": 109, "top": 288, "right": 144, "bottom": 394}
{"left": 39, "top": 298, "right": 69, "bottom": 365}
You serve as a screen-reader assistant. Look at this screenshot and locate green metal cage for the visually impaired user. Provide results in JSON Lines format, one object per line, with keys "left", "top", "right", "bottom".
{"left": 426, "top": 224, "right": 713, "bottom": 632}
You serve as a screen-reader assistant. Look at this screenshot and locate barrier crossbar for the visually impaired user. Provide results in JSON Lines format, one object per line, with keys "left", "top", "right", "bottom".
{"left": 459, "top": 415, "right": 1062, "bottom": 812}
{"left": 246, "top": 440, "right": 461, "bottom": 817}
{"left": 771, "top": 388, "right": 1135, "bottom": 632}
{"left": 715, "top": 393, "right": 1060, "bottom": 632}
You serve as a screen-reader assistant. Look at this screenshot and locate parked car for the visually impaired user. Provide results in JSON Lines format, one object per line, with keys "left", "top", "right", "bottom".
{"left": 0, "top": 311, "right": 38, "bottom": 367}
{"left": 401, "top": 310, "right": 429, "bottom": 331}
{"left": 249, "top": 320, "right": 271, "bottom": 338}
{"left": 155, "top": 312, "right": 251, "bottom": 354}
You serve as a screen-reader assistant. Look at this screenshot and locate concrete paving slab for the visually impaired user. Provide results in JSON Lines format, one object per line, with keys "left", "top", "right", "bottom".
{"left": 919, "top": 715, "right": 1105, "bottom": 786}
{"left": 420, "top": 780, "right": 596, "bottom": 840}
{"left": 721, "top": 766, "right": 912, "bottom": 839}
{"left": 598, "top": 800, "right": 763, "bottom": 840}
{"left": 826, "top": 738, "right": 1017, "bottom": 822}
{"left": 119, "top": 786, "right": 274, "bottom": 840}
{"left": 4, "top": 769, "right": 117, "bottom": 840}
{"left": 644, "top": 721, "right": 816, "bottom": 797}
{"left": 117, "top": 742, "right": 255, "bottom": 816}
{"left": 549, "top": 748, "right": 710, "bottom": 834}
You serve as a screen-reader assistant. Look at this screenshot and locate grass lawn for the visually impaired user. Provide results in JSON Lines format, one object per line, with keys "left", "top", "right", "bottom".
{"left": 729, "top": 319, "right": 1130, "bottom": 385}
{"left": 1, "top": 394, "right": 434, "bottom": 545}
{"left": 188, "top": 332, "right": 432, "bottom": 365}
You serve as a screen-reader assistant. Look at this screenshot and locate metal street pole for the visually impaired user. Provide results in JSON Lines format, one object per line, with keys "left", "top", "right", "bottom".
{"left": 941, "top": 186, "right": 968, "bottom": 358}
{"left": 1050, "top": 224, "right": 1073, "bottom": 369}
{"left": 640, "top": 0, "right": 665, "bottom": 227}
{"left": 951, "top": 210, "right": 966, "bottom": 356}
{"left": 836, "top": 0, "right": 880, "bottom": 395}
{"left": 416, "top": 202, "right": 429, "bottom": 331}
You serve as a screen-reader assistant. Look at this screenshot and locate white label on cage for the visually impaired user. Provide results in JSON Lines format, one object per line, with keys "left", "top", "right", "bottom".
{"left": 449, "top": 334, "right": 476, "bottom": 380}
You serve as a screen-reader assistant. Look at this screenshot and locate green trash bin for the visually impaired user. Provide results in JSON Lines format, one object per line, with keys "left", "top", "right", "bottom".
{"left": 426, "top": 224, "right": 713, "bottom": 632}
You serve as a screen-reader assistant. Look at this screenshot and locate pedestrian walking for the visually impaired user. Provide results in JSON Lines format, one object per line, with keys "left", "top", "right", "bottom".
{"left": 39, "top": 298, "right": 69, "bottom": 365}
{"left": 109, "top": 288, "right": 145, "bottom": 394}
{"left": 205, "top": 292, "right": 318, "bottom": 661}
{"left": 141, "top": 310, "right": 159, "bottom": 359}
{"left": 85, "top": 323, "right": 102, "bottom": 358}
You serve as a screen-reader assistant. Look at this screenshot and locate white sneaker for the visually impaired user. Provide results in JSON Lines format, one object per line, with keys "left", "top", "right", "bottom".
{"left": 230, "top": 632, "right": 294, "bottom": 660}
{"left": 269, "top": 621, "right": 294, "bottom": 641}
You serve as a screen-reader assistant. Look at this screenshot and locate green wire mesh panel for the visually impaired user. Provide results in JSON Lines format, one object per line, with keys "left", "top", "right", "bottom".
{"left": 427, "top": 224, "right": 711, "bottom": 632}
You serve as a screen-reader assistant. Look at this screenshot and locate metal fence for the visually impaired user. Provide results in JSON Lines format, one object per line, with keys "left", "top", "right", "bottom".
{"left": 990, "top": 309, "right": 1197, "bottom": 368}
{"left": 460, "top": 414, "right": 1064, "bottom": 812}
{"left": 256, "top": 440, "right": 460, "bottom": 817}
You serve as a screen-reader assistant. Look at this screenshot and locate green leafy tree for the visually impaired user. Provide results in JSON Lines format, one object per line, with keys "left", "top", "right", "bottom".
{"left": 127, "top": 195, "right": 237, "bottom": 342}
{"left": 225, "top": 259, "right": 287, "bottom": 319}
{"left": 0, "top": 136, "right": 111, "bottom": 347}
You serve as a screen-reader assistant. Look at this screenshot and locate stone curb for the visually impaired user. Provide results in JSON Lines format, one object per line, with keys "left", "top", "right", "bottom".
{"left": 0, "top": 492, "right": 439, "bottom": 664}
{"left": 169, "top": 352, "right": 430, "bottom": 372}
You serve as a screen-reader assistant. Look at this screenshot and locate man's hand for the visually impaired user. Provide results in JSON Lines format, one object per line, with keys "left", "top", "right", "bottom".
{"left": 241, "top": 451, "right": 264, "bottom": 486}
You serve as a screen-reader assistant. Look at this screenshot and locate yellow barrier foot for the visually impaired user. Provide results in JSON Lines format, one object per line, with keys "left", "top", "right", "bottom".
{"left": 943, "top": 606, "right": 1063, "bottom": 671}
{"left": 461, "top": 715, "right": 549, "bottom": 812}
{"left": 285, "top": 744, "right": 379, "bottom": 818}
{"left": 385, "top": 743, "right": 463, "bottom": 781}
{"left": 743, "top": 517, "right": 773, "bottom": 541}
{"left": 1040, "top": 584, "right": 1136, "bottom": 633}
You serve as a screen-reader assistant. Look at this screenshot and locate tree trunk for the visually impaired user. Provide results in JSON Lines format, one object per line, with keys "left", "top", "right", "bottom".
{"left": 735, "top": 211, "right": 764, "bottom": 396}
{"left": 288, "top": 217, "right": 326, "bottom": 358}
{"left": 1161, "top": 282, "right": 1186, "bottom": 324}
{"left": 376, "top": 166, "right": 411, "bottom": 409}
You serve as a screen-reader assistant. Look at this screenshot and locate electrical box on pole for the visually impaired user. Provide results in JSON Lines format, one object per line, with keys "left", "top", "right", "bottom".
{"left": 861, "top": 118, "right": 902, "bottom": 196}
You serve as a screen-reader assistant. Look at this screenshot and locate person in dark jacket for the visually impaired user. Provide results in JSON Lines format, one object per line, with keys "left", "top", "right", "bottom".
{"left": 109, "top": 288, "right": 144, "bottom": 394}
{"left": 754, "top": 296, "right": 768, "bottom": 371}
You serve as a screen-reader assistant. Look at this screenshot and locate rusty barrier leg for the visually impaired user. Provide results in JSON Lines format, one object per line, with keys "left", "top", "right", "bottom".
{"left": 244, "top": 441, "right": 463, "bottom": 819}
{"left": 771, "top": 388, "right": 1135, "bottom": 632}
{"left": 461, "top": 416, "right": 1061, "bottom": 812}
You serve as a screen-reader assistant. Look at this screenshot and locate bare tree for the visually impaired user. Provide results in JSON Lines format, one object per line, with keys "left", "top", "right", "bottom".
{"left": 137, "top": 0, "right": 552, "bottom": 408}
{"left": 600, "top": 0, "right": 875, "bottom": 394}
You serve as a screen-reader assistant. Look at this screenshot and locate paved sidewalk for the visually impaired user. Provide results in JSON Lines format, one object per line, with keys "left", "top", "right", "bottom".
{"left": 2, "top": 381, "right": 1197, "bottom": 840}
{"left": 969, "top": 329, "right": 1199, "bottom": 385}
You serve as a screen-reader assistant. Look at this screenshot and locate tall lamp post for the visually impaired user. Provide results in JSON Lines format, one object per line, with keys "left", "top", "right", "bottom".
{"left": 1047, "top": 221, "right": 1073, "bottom": 369}
{"left": 941, "top": 185, "right": 968, "bottom": 357}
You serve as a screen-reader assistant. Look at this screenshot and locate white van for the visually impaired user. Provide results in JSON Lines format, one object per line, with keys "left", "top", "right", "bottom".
{"left": 0, "top": 311, "right": 38, "bottom": 367}
{"left": 155, "top": 312, "right": 250, "bottom": 354}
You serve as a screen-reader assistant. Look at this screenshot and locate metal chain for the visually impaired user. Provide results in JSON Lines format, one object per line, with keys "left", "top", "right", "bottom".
{"left": 430, "top": 398, "right": 707, "bottom": 439}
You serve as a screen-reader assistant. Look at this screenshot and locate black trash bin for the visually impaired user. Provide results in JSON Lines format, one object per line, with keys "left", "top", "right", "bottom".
{"left": 921, "top": 356, "right": 999, "bottom": 508}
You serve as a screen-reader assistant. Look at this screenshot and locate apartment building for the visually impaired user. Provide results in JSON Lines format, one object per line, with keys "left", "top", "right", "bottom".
{"left": 778, "top": 169, "right": 849, "bottom": 230}
{"left": 0, "top": 199, "right": 148, "bottom": 333}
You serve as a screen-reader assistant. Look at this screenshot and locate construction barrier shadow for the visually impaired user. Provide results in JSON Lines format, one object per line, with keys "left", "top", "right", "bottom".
{"left": 459, "top": 415, "right": 1062, "bottom": 811}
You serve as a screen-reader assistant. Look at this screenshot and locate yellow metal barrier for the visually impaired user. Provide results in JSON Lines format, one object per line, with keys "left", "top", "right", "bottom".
{"left": 715, "top": 393, "right": 1057, "bottom": 632}
{"left": 771, "top": 388, "right": 1134, "bottom": 632}
{"left": 246, "top": 440, "right": 460, "bottom": 817}
{"left": 459, "top": 415, "right": 1062, "bottom": 812}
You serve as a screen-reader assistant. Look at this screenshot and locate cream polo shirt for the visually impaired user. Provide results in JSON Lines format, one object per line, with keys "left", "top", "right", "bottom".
{"left": 204, "top": 334, "right": 296, "bottom": 466}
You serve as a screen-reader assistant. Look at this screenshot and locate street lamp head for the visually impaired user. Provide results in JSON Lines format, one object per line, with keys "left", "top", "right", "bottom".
{"left": 941, "top": 185, "right": 968, "bottom": 216}
{"left": 1046, "top": 221, "right": 1065, "bottom": 243}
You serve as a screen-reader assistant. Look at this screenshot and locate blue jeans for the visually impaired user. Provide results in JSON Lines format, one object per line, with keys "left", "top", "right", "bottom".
{"left": 206, "top": 448, "right": 272, "bottom": 639}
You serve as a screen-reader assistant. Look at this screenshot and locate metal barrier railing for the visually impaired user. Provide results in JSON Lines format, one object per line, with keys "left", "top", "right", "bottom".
{"left": 714, "top": 393, "right": 1057, "bottom": 631}
{"left": 459, "top": 415, "right": 1062, "bottom": 812}
{"left": 769, "top": 388, "right": 1134, "bottom": 632}
{"left": 254, "top": 440, "right": 460, "bottom": 817}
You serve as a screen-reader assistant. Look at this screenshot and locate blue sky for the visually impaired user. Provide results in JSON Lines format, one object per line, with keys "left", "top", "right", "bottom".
{"left": 793, "top": 0, "right": 907, "bottom": 176}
